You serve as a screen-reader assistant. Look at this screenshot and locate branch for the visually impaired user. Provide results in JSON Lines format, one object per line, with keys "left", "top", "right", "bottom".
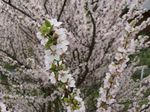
{"left": 57, "top": 0, "right": 67, "bottom": 21}
{"left": 44, "top": 0, "right": 48, "bottom": 14}
{"left": 0, "top": 49, "right": 31, "bottom": 69}
{"left": 76, "top": 4, "right": 96, "bottom": 87}
{"left": 2, "top": 0, "right": 36, "bottom": 21}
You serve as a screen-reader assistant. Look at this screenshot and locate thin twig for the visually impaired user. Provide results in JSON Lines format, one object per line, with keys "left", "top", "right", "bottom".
{"left": 2, "top": 0, "right": 36, "bottom": 21}
{"left": 57, "top": 0, "right": 67, "bottom": 21}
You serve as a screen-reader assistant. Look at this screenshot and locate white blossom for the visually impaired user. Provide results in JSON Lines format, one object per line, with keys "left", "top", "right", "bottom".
{"left": 108, "top": 62, "right": 117, "bottom": 74}
{"left": 118, "top": 47, "right": 127, "bottom": 53}
{"left": 56, "top": 28, "right": 69, "bottom": 53}
{"left": 68, "top": 78, "right": 76, "bottom": 87}
{"left": 49, "top": 72, "right": 56, "bottom": 84}
{"left": 103, "top": 73, "right": 111, "bottom": 89}
{"left": 74, "top": 96, "right": 85, "bottom": 112}
{"left": 36, "top": 32, "right": 48, "bottom": 45}
{"left": 49, "top": 19, "right": 62, "bottom": 27}
{"left": 125, "top": 22, "right": 135, "bottom": 33}
{"left": 58, "top": 70, "right": 70, "bottom": 83}
{"left": 44, "top": 49, "right": 60, "bottom": 70}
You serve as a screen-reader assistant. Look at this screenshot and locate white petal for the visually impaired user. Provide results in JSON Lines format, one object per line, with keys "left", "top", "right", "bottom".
{"left": 61, "top": 77, "right": 68, "bottom": 83}
{"left": 49, "top": 19, "right": 62, "bottom": 27}
{"left": 54, "top": 54, "right": 60, "bottom": 61}
{"left": 58, "top": 35, "right": 67, "bottom": 41}
{"left": 62, "top": 40, "right": 69, "bottom": 45}
{"left": 62, "top": 46, "right": 68, "bottom": 52}
{"left": 36, "top": 32, "right": 43, "bottom": 40}
{"left": 68, "top": 79, "right": 75, "bottom": 87}
{"left": 56, "top": 44, "right": 63, "bottom": 49}
{"left": 50, "top": 72, "right": 56, "bottom": 84}
{"left": 50, "top": 45, "right": 57, "bottom": 51}
{"left": 117, "top": 47, "right": 126, "bottom": 53}
{"left": 56, "top": 49, "right": 64, "bottom": 55}
{"left": 41, "top": 38, "right": 48, "bottom": 45}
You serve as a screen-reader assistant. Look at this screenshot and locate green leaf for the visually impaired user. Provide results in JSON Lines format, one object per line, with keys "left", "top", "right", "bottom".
{"left": 50, "top": 63, "right": 56, "bottom": 71}
{"left": 40, "top": 20, "right": 52, "bottom": 36}
{"left": 50, "top": 62, "right": 63, "bottom": 73}
{"left": 40, "top": 24, "right": 50, "bottom": 36}
{"left": 45, "top": 37, "right": 54, "bottom": 49}
{"left": 45, "top": 20, "right": 52, "bottom": 27}
{"left": 63, "top": 98, "right": 70, "bottom": 103}
{"left": 73, "top": 99, "right": 78, "bottom": 105}
{"left": 72, "top": 105, "right": 80, "bottom": 110}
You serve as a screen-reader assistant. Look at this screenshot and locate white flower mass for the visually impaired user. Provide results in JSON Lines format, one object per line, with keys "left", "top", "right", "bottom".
{"left": 36, "top": 19, "right": 85, "bottom": 112}
{"left": 1, "top": 0, "right": 150, "bottom": 112}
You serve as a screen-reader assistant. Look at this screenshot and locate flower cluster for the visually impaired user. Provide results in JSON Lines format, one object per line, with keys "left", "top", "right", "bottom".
{"left": 36, "top": 19, "right": 85, "bottom": 112}
{"left": 36, "top": 19, "right": 69, "bottom": 70}
{"left": 1, "top": 0, "right": 150, "bottom": 111}
{"left": 96, "top": 17, "right": 150, "bottom": 111}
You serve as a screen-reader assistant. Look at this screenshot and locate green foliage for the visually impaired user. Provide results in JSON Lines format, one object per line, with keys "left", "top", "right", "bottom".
{"left": 138, "top": 48, "right": 150, "bottom": 67}
{"left": 130, "top": 48, "right": 150, "bottom": 81}
{"left": 4, "top": 63, "right": 16, "bottom": 71}
{"left": 119, "top": 99, "right": 132, "bottom": 111}
{"left": 131, "top": 68, "right": 150, "bottom": 81}
{"left": 63, "top": 95, "right": 80, "bottom": 111}
{"left": 40, "top": 20, "right": 53, "bottom": 36}
{"left": 138, "top": 98, "right": 149, "bottom": 106}
{"left": 129, "top": 48, "right": 150, "bottom": 66}
{"left": 83, "top": 84, "right": 100, "bottom": 112}
{"left": 50, "top": 62, "right": 64, "bottom": 73}
{"left": 45, "top": 37, "right": 54, "bottom": 49}
{"left": 39, "top": 20, "right": 57, "bottom": 49}
{"left": 143, "top": 88, "right": 150, "bottom": 97}
{"left": 52, "top": 97, "right": 64, "bottom": 112}
{"left": 0, "top": 74, "right": 7, "bottom": 81}
{"left": 0, "top": 74, "right": 10, "bottom": 91}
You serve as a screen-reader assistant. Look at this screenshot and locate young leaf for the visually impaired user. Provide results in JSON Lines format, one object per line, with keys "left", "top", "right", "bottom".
{"left": 45, "top": 20, "right": 52, "bottom": 27}
{"left": 40, "top": 24, "right": 50, "bottom": 36}
{"left": 40, "top": 20, "right": 53, "bottom": 36}
{"left": 45, "top": 37, "right": 54, "bottom": 49}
